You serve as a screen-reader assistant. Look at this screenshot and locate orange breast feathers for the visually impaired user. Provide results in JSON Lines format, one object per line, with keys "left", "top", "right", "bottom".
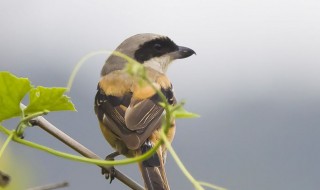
{"left": 99, "top": 69, "right": 172, "bottom": 99}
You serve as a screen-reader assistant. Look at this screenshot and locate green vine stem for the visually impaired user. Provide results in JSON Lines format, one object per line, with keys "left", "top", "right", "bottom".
{"left": 160, "top": 129, "right": 204, "bottom": 190}
{"left": 16, "top": 111, "right": 48, "bottom": 136}
{"left": 160, "top": 128, "right": 226, "bottom": 190}
{"left": 198, "top": 181, "right": 227, "bottom": 190}
{"left": 66, "top": 50, "right": 109, "bottom": 92}
{"left": 0, "top": 128, "right": 14, "bottom": 159}
{"left": 0, "top": 125, "right": 160, "bottom": 166}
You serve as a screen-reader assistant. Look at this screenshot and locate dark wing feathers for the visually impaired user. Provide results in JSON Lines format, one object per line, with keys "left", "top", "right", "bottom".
{"left": 95, "top": 85, "right": 175, "bottom": 149}
{"left": 94, "top": 90, "right": 129, "bottom": 134}
{"left": 125, "top": 98, "right": 164, "bottom": 131}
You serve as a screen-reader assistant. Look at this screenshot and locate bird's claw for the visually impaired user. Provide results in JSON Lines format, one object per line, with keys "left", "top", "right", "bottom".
{"left": 101, "top": 152, "right": 119, "bottom": 184}
{"left": 101, "top": 167, "right": 116, "bottom": 184}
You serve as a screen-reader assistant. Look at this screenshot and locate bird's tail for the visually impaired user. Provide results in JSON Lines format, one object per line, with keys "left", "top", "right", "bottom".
{"left": 138, "top": 142, "right": 170, "bottom": 190}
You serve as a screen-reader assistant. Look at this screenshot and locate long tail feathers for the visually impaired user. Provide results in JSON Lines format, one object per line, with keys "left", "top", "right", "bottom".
{"left": 139, "top": 142, "right": 170, "bottom": 190}
{"left": 138, "top": 162, "right": 169, "bottom": 190}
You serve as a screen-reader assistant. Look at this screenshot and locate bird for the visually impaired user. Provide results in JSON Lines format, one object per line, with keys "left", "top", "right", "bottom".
{"left": 94, "top": 33, "right": 195, "bottom": 190}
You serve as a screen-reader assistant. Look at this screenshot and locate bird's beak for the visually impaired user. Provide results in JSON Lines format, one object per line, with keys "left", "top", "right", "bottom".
{"left": 170, "top": 46, "right": 196, "bottom": 60}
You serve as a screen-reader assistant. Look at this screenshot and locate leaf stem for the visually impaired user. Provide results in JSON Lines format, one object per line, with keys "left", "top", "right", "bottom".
{"left": 21, "top": 111, "right": 48, "bottom": 123}
{"left": 16, "top": 111, "right": 47, "bottom": 136}
{"left": 67, "top": 50, "right": 110, "bottom": 92}
{"left": 143, "top": 76, "right": 172, "bottom": 133}
{"left": 11, "top": 130, "right": 161, "bottom": 166}
{"left": 0, "top": 125, "right": 11, "bottom": 135}
{"left": 160, "top": 129, "right": 205, "bottom": 190}
{"left": 0, "top": 123, "right": 161, "bottom": 167}
{"left": 0, "top": 131, "right": 14, "bottom": 160}
{"left": 198, "top": 181, "right": 227, "bottom": 190}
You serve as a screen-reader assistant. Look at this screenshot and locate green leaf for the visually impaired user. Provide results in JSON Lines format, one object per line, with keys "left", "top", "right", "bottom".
{"left": 0, "top": 72, "right": 32, "bottom": 122}
{"left": 24, "top": 86, "right": 76, "bottom": 115}
{"left": 171, "top": 106, "right": 200, "bottom": 119}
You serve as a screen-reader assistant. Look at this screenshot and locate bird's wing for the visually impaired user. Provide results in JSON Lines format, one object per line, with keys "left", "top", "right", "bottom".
{"left": 124, "top": 97, "right": 164, "bottom": 131}
{"left": 95, "top": 83, "right": 176, "bottom": 150}
{"left": 125, "top": 83, "right": 176, "bottom": 130}
{"left": 94, "top": 89, "right": 131, "bottom": 136}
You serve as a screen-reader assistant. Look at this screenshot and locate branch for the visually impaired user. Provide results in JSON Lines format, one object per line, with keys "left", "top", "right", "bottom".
{"left": 26, "top": 181, "right": 68, "bottom": 190}
{"left": 30, "top": 116, "right": 144, "bottom": 190}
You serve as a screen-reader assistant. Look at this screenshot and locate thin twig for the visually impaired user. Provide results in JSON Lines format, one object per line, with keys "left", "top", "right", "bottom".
{"left": 26, "top": 181, "right": 68, "bottom": 190}
{"left": 30, "top": 116, "right": 144, "bottom": 190}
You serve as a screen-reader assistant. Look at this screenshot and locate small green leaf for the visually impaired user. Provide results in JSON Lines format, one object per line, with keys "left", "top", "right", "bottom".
{"left": 171, "top": 106, "right": 200, "bottom": 119}
{"left": 24, "top": 86, "right": 76, "bottom": 115}
{"left": 0, "top": 72, "right": 32, "bottom": 122}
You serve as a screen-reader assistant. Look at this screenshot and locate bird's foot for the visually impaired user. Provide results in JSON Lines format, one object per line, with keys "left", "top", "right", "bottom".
{"left": 101, "top": 166, "right": 116, "bottom": 184}
{"left": 101, "top": 152, "right": 120, "bottom": 184}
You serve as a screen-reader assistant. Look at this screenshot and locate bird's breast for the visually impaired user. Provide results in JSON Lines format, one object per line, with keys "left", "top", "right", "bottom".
{"left": 99, "top": 69, "right": 172, "bottom": 99}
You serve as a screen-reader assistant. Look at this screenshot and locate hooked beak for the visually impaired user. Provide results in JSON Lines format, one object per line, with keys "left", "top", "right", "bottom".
{"left": 170, "top": 46, "right": 196, "bottom": 60}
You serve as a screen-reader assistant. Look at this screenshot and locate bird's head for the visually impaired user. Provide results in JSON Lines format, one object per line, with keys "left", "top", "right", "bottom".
{"left": 101, "top": 33, "right": 195, "bottom": 75}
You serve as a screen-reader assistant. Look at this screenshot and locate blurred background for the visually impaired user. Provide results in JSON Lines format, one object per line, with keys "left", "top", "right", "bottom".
{"left": 1, "top": 0, "right": 320, "bottom": 189}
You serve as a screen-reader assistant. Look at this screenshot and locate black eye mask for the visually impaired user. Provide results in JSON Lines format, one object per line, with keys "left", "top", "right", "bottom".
{"left": 134, "top": 37, "right": 178, "bottom": 63}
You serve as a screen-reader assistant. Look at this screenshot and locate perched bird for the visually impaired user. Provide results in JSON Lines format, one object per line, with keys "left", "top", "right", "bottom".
{"left": 94, "top": 33, "right": 195, "bottom": 190}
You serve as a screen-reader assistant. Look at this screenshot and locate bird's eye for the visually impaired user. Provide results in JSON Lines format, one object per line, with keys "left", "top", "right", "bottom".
{"left": 153, "top": 43, "right": 162, "bottom": 51}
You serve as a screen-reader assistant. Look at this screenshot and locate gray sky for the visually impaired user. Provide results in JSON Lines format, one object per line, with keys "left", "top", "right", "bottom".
{"left": 1, "top": 0, "right": 320, "bottom": 189}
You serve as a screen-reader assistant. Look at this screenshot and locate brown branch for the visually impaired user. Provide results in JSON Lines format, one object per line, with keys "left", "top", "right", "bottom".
{"left": 30, "top": 116, "right": 144, "bottom": 190}
{"left": 26, "top": 181, "right": 68, "bottom": 190}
